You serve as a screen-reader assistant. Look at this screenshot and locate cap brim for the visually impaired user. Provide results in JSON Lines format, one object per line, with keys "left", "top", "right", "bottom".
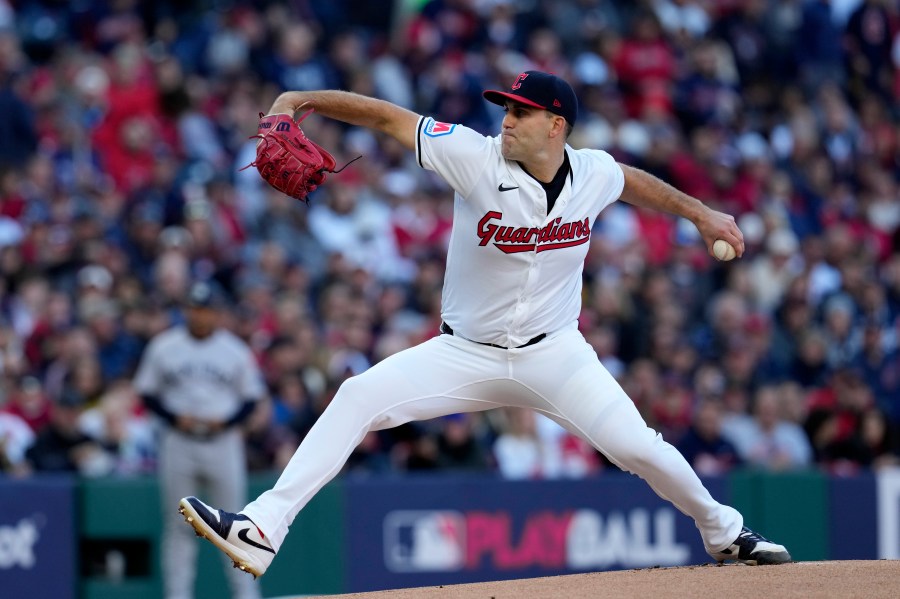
{"left": 483, "top": 90, "right": 547, "bottom": 110}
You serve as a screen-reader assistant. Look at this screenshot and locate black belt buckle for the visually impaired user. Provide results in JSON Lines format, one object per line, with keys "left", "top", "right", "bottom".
{"left": 441, "top": 322, "right": 545, "bottom": 349}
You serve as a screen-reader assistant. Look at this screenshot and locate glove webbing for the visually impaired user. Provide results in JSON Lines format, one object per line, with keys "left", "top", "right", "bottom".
{"left": 240, "top": 108, "right": 362, "bottom": 201}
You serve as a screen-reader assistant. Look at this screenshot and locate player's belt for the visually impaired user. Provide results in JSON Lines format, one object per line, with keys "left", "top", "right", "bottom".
{"left": 171, "top": 422, "right": 227, "bottom": 441}
{"left": 440, "top": 322, "right": 546, "bottom": 350}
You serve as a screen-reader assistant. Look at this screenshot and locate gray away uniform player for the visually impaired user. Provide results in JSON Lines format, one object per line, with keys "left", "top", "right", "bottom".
{"left": 136, "top": 282, "right": 266, "bottom": 599}
{"left": 179, "top": 72, "right": 791, "bottom": 580}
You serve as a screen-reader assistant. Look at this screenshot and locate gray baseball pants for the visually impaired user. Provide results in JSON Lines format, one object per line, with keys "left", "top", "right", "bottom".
{"left": 159, "top": 428, "right": 260, "bottom": 599}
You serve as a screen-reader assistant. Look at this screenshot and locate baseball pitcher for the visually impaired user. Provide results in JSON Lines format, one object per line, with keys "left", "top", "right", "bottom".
{"left": 178, "top": 71, "right": 791, "bottom": 579}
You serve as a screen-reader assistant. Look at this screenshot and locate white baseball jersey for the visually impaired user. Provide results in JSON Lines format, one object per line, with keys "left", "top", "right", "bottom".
{"left": 415, "top": 116, "right": 624, "bottom": 347}
{"left": 134, "top": 327, "right": 265, "bottom": 421}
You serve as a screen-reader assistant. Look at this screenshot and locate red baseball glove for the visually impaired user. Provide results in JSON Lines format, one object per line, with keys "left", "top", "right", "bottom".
{"left": 247, "top": 109, "right": 344, "bottom": 203}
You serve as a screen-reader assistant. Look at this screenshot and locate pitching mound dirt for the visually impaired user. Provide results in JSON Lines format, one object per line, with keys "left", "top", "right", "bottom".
{"left": 314, "top": 560, "right": 900, "bottom": 598}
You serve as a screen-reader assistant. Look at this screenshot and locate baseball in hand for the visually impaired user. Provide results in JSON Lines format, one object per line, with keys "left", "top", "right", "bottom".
{"left": 713, "top": 239, "right": 737, "bottom": 261}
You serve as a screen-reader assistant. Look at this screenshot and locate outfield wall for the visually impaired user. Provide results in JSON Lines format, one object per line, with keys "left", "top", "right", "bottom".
{"left": 0, "top": 468, "right": 896, "bottom": 597}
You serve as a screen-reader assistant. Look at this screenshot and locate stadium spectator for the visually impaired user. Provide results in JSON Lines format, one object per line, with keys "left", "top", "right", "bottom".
{"left": 435, "top": 413, "right": 492, "bottom": 472}
{"left": 534, "top": 413, "right": 603, "bottom": 479}
{"left": 3, "top": 374, "right": 52, "bottom": 433}
{"left": 25, "top": 388, "right": 110, "bottom": 475}
{"left": 676, "top": 399, "right": 742, "bottom": 476}
{"left": 728, "top": 385, "right": 813, "bottom": 471}
{"left": 493, "top": 407, "right": 543, "bottom": 480}
{"left": 746, "top": 228, "right": 803, "bottom": 315}
{"left": 0, "top": 409, "right": 34, "bottom": 476}
{"left": 0, "top": 33, "right": 38, "bottom": 167}
{"left": 843, "top": 0, "right": 895, "bottom": 103}
{"left": 76, "top": 380, "right": 155, "bottom": 476}
{"left": 854, "top": 321, "right": 900, "bottom": 429}
{"left": 804, "top": 366, "right": 877, "bottom": 471}
{"left": 612, "top": 10, "right": 676, "bottom": 119}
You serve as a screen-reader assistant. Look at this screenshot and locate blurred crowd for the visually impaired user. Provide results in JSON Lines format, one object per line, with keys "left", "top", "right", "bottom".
{"left": 1, "top": 0, "right": 899, "bottom": 481}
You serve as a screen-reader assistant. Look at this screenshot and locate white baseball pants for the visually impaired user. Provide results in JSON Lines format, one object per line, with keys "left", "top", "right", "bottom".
{"left": 242, "top": 326, "right": 742, "bottom": 555}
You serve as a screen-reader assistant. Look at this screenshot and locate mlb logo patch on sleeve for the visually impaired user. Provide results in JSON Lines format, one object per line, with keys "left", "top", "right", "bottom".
{"left": 424, "top": 118, "right": 456, "bottom": 137}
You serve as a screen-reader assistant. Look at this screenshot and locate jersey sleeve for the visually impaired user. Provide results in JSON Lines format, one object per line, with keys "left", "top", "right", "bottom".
{"left": 237, "top": 345, "right": 266, "bottom": 401}
{"left": 592, "top": 149, "right": 626, "bottom": 209}
{"left": 415, "top": 116, "right": 493, "bottom": 198}
{"left": 133, "top": 338, "right": 163, "bottom": 396}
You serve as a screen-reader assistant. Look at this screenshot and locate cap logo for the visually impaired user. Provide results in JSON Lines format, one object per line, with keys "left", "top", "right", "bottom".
{"left": 482, "top": 70, "right": 578, "bottom": 127}
{"left": 511, "top": 72, "right": 528, "bottom": 90}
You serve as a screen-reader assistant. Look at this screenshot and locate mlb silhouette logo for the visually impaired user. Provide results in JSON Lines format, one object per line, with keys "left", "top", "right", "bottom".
{"left": 424, "top": 118, "right": 457, "bottom": 137}
{"left": 383, "top": 510, "right": 466, "bottom": 572}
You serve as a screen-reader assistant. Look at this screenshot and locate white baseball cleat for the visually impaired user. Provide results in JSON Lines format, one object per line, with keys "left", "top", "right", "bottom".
{"left": 709, "top": 526, "right": 792, "bottom": 566}
{"left": 178, "top": 496, "right": 276, "bottom": 578}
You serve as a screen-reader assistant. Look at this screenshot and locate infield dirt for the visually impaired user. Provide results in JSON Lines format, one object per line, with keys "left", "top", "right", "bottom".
{"left": 312, "top": 560, "right": 900, "bottom": 598}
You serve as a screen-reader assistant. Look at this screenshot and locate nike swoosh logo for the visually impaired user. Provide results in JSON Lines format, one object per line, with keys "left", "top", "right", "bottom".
{"left": 237, "top": 527, "right": 276, "bottom": 553}
{"left": 498, "top": 184, "right": 519, "bottom": 192}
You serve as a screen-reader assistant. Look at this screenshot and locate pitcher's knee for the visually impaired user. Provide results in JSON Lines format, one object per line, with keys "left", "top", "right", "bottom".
{"left": 604, "top": 429, "right": 666, "bottom": 473}
{"left": 329, "top": 376, "right": 379, "bottom": 426}
{"left": 331, "top": 374, "right": 413, "bottom": 432}
{"left": 333, "top": 375, "right": 366, "bottom": 404}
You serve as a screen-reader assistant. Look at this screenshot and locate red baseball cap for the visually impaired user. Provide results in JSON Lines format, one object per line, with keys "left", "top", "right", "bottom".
{"left": 483, "top": 70, "right": 578, "bottom": 126}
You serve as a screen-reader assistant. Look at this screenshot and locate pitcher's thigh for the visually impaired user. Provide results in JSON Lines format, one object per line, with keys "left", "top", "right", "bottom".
{"left": 514, "top": 332, "right": 662, "bottom": 467}
{"left": 332, "top": 335, "right": 510, "bottom": 430}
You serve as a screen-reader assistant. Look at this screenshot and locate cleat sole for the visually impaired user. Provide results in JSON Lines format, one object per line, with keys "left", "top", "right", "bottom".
{"left": 177, "top": 498, "right": 264, "bottom": 578}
